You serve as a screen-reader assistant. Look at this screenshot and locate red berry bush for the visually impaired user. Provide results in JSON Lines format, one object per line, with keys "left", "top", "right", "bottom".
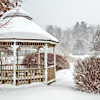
{"left": 74, "top": 57, "right": 100, "bottom": 93}
{"left": 22, "top": 53, "right": 69, "bottom": 71}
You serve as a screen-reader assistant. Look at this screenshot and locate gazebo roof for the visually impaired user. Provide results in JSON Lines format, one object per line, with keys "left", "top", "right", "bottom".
{"left": 0, "top": 8, "right": 59, "bottom": 44}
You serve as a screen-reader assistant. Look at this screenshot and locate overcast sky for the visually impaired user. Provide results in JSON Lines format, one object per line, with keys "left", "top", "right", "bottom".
{"left": 22, "top": 0, "right": 100, "bottom": 29}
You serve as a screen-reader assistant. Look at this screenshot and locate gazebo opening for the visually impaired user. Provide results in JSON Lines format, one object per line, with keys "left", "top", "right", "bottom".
{"left": 0, "top": 8, "right": 58, "bottom": 86}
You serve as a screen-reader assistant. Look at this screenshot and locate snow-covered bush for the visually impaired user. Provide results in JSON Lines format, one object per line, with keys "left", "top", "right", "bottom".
{"left": 56, "top": 54, "right": 69, "bottom": 70}
{"left": 22, "top": 53, "right": 69, "bottom": 71}
{"left": 74, "top": 57, "right": 100, "bottom": 93}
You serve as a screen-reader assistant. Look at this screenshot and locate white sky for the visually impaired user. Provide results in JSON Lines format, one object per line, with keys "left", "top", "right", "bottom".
{"left": 22, "top": 0, "right": 100, "bottom": 29}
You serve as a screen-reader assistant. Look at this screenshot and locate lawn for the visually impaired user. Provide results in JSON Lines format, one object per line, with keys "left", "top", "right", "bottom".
{"left": 0, "top": 69, "right": 100, "bottom": 100}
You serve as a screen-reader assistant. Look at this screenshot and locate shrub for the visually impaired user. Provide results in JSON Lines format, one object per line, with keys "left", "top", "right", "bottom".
{"left": 74, "top": 57, "right": 100, "bottom": 93}
{"left": 22, "top": 53, "right": 69, "bottom": 71}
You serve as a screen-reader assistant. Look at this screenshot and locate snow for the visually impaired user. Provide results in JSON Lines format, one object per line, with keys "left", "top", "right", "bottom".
{"left": 69, "top": 54, "right": 89, "bottom": 59}
{"left": 0, "top": 8, "right": 59, "bottom": 43}
{"left": 1, "top": 8, "right": 32, "bottom": 20}
{"left": 0, "top": 69, "right": 99, "bottom": 100}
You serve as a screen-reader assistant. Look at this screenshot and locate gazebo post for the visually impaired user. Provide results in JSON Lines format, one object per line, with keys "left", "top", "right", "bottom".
{"left": 17, "top": 48, "right": 19, "bottom": 69}
{"left": 53, "top": 46, "right": 56, "bottom": 80}
{"left": 45, "top": 43, "right": 48, "bottom": 84}
{"left": 12, "top": 41, "right": 19, "bottom": 86}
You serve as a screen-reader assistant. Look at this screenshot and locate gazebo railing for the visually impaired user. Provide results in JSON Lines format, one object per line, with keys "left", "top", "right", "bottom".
{"left": 0, "top": 69, "right": 13, "bottom": 84}
{"left": 16, "top": 68, "right": 45, "bottom": 85}
{"left": 16, "top": 64, "right": 45, "bottom": 85}
{"left": 0, "top": 64, "right": 45, "bottom": 85}
{"left": 0, "top": 64, "right": 56, "bottom": 85}
{"left": 0, "top": 64, "right": 13, "bottom": 84}
{"left": 47, "top": 66, "right": 55, "bottom": 84}
{"left": 0, "top": 64, "right": 13, "bottom": 70}
{"left": 16, "top": 64, "right": 44, "bottom": 70}
{"left": 0, "top": 64, "right": 44, "bottom": 70}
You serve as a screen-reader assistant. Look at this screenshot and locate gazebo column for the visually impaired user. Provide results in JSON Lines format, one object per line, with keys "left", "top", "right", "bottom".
{"left": 45, "top": 43, "right": 48, "bottom": 84}
{"left": 17, "top": 48, "right": 19, "bottom": 69}
{"left": 53, "top": 46, "right": 56, "bottom": 80}
{"left": 12, "top": 42, "right": 19, "bottom": 86}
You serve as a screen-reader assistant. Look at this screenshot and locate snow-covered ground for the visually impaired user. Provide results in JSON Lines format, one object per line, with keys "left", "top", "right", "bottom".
{"left": 69, "top": 54, "right": 89, "bottom": 59}
{"left": 0, "top": 69, "right": 100, "bottom": 100}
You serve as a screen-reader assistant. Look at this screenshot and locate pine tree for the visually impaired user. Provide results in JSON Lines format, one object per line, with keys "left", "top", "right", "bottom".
{"left": 73, "top": 40, "right": 85, "bottom": 55}
{"left": 90, "top": 31, "right": 100, "bottom": 57}
{"left": 46, "top": 25, "right": 54, "bottom": 36}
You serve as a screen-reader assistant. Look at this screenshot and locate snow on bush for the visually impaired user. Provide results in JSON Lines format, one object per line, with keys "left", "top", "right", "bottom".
{"left": 74, "top": 57, "right": 100, "bottom": 93}
{"left": 22, "top": 53, "right": 69, "bottom": 71}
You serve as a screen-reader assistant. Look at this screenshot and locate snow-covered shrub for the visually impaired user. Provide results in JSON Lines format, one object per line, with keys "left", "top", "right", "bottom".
{"left": 56, "top": 54, "right": 69, "bottom": 70}
{"left": 22, "top": 53, "right": 69, "bottom": 71}
{"left": 74, "top": 57, "right": 100, "bottom": 93}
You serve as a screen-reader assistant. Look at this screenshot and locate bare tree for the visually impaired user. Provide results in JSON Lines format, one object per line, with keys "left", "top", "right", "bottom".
{"left": 0, "top": 0, "right": 22, "bottom": 13}
{"left": 0, "top": 0, "right": 22, "bottom": 28}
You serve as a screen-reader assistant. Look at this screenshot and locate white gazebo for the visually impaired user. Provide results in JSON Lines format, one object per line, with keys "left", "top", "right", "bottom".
{"left": 0, "top": 8, "right": 59, "bottom": 86}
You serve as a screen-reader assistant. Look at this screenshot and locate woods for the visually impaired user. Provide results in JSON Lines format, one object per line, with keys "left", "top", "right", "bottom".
{"left": 46, "top": 22, "right": 100, "bottom": 56}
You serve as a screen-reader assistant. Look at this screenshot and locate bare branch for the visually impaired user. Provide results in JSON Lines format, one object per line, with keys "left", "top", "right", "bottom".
{"left": 0, "top": 8, "right": 19, "bottom": 28}
{"left": 0, "top": 0, "right": 22, "bottom": 28}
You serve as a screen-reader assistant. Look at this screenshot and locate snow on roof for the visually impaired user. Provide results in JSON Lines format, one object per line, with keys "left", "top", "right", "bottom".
{"left": 2, "top": 8, "right": 32, "bottom": 20}
{"left": 0, "top": 8, "right": 59, "bottom": 43}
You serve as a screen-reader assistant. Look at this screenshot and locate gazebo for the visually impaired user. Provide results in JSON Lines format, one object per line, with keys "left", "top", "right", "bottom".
{"left": 0, "top": 8, "right": 59, "bottom": 86}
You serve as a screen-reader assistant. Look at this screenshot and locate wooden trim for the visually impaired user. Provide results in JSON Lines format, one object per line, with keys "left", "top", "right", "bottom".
{"left": 47, "top": 67, "right": 55, "bottom": 82}
{"left": 16, "top": 42, "right": 45, "bottom": 46}
{"left": 0, "top": 42, "right": 14, "bottom": 46}
{"left": 48, "top": 44, "right": 55, "bottom": 48}
{"left": 0, "top": 40, "right": 58, "bottom": 45}
{"left": 47, "top": 79, "right": 56, "bottom": 85}
{"left": 45, "top": 43, "right": 48, "bottom": 84}
{"left": 17, "top": 48, "right": 18, "bottom": 69}
{"left": 0, "top": 39, "right": 59, "bottom": 44}
{"left": 0, "top": 42, "right": 46, "bottom": 46}
{"left": 47, "top": 66, "right": 55, "bottom": 68}
{"left": 53, "top": 46, "right": 56, "bottom": 81}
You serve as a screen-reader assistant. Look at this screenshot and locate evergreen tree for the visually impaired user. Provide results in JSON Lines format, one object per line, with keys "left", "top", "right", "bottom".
{"left": 46, "top": 25, "right": 54, "bottom": 36}
{"left": 72, "top": 21, "right": 88, "bottom": 40}
{"left": 90, "top": 31, "right": 100, "bottom": 57}
{"left": 73, "top": 40, "right": 85, "bottom": 55}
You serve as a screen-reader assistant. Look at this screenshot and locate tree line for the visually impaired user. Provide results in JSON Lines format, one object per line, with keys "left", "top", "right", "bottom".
{"left": 46, "top": 22, "right": 100, "bottom": 57}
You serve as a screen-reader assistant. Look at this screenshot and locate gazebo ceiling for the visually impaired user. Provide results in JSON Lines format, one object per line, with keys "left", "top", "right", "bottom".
{"left": 0, "top": 8, "right": 59, "bottom": 44}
